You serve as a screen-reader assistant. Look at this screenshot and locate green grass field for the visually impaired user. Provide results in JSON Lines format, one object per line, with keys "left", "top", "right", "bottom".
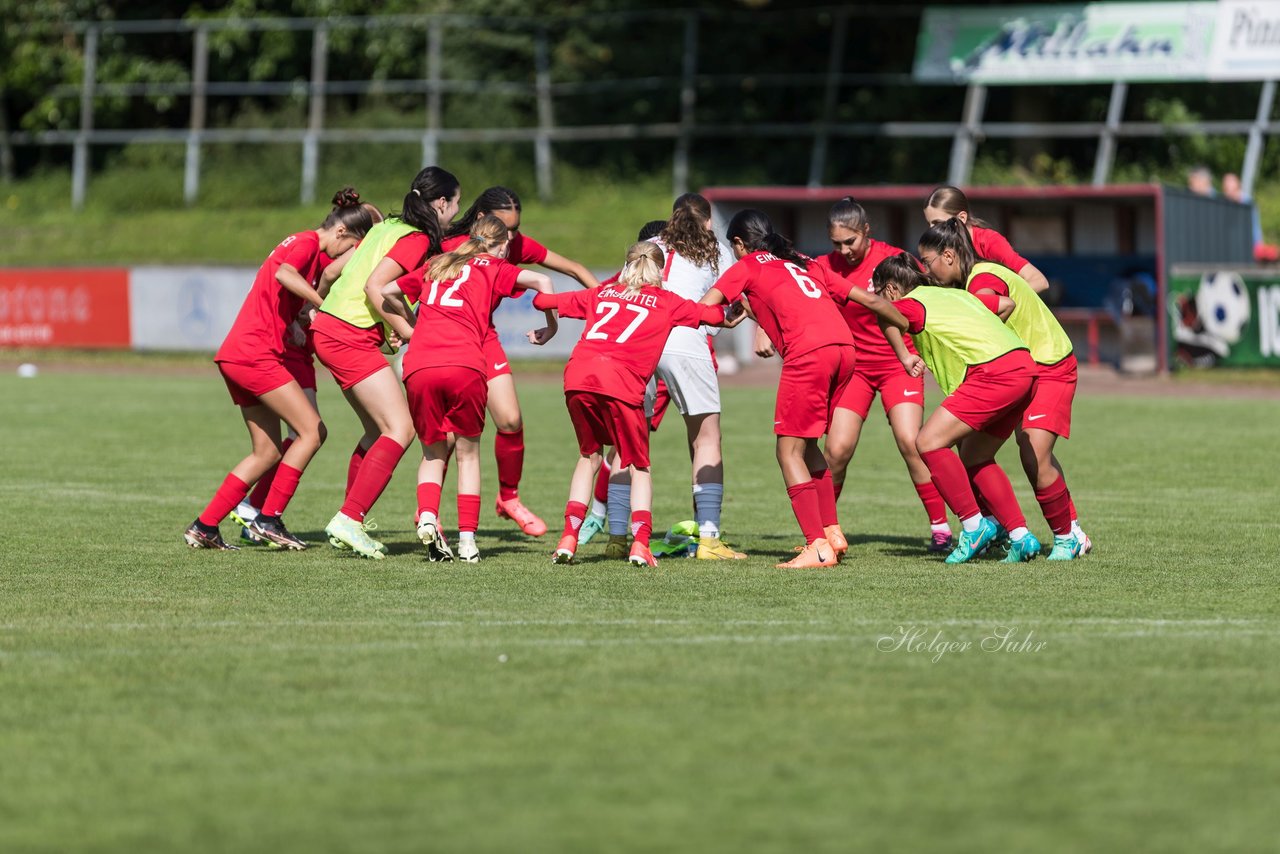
{"left": 1, "top": 366, "right": 1278, "bottom": 853}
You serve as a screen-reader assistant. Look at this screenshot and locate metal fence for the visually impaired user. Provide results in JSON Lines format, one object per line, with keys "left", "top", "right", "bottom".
{"left": 5, "top": 9, "right": 1277, "bottom": 209}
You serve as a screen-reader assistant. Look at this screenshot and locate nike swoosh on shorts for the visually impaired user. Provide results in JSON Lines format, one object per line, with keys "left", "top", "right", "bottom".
{"left": 1027, "top": 414, "right": 1047, "bottom": 421}
{"left": 494, "top": 362, "right": 509, "bottom": 370}
{"left": 903, "top": 391, "right": 919, "bottom": 397}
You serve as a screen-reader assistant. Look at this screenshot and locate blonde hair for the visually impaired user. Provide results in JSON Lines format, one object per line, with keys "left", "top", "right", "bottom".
{"left": 427, "top": 214, "right": 509, "bottom": 282}
{"left": 618, "top": 241, "right": 664, "bottom": 292}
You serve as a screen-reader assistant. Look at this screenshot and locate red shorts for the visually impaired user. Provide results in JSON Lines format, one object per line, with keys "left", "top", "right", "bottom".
{"left": 566, "top": 390, "right": 651, "bottom": 469}
{"left": 483, "top": 328, "right": 512, "bottom": 380}
{"left": 941, "top": 350, "right": 1038, "bottom": 440}
{"left": 282, "top": 341, "right": 316, "bottom": 391}
{"left": 1022, "top": 354, "right": 1077, "bottom": 438}
{"left": 649, "top": 379, "right": 672, "bottom": 432}
{"left": 405, "top": 365, "right": 488, "bottom": 444}
{"left": 835, "top": 358, "right": 925, "bottom": 420}
{"left": 216, "top": 358, "right": 295, "bottom": 408}
{"left": 775, "top": 344, "right": 856, "bottom": 438}
{"left": 312, "top": 311, "right": 389, "bottom": 390}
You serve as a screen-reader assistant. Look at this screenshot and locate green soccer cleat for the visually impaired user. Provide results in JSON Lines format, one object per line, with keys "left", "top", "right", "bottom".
{"left": 578, "top": 511, "right": 607, "bottom": 545}
{"left": 1047, "top": 533, "right": 1083, "bottom": 561}
{"left": 325, "top": 512, "right": 385, "bottom": 560}
{"left": 1002, "top": 532, "right": 1043, "bottom": 563}
{"left": 327, "top": 518, "right": 386, "bottom": 554}
{"left": 945, "top": 517, "right": 999, "bottom": 564}
{"left": 604, "top": 534, "right": 630, "bottom": 560}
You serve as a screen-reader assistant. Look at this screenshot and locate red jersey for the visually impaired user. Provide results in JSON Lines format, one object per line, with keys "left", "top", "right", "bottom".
{"left": 711, "top": 252, "right": 853, "bottom": 361}
{"left": 400, "top": 232, "right": 547, "bottom": 305}
{"left": 971, "top": 226, "right": 1029, "bottom": 273}
{"left": 535, "top": 284, "right": 725, "bottom": 405}
{"left": 400, "top": 254, "right": 523, "bottom": 380}
{"left": 811, "top": 239, "right": 915, "bottom": 367}
{"left": 966, "top": 271, "right": 1010, "bottom": 297}
{"left": 216, "top": 230, "right": 324, "bottom": 363}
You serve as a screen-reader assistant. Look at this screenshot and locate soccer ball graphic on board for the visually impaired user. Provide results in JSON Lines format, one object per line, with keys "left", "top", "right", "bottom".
{"left": 1194, "top": 271, "right": 1250, "bottom": 346}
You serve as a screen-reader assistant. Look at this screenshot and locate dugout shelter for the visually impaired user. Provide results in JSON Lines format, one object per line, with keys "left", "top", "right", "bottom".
{"left": 703, "top": 184, "right": 1257, "bottom": 373}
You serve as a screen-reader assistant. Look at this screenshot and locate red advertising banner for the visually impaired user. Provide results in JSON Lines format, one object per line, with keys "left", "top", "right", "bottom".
{"left": 0, "top": 269, "right": 131, "bottom": 348}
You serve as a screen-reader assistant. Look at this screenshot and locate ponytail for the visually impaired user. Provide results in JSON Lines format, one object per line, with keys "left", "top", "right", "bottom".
{"left": 725, "top": 208, "right": 807, "bottom": 268}
{"left": 828, "top": 195, "right": 869, "bottom": 233}
{"left": 393, "top": 166, "right": 460, "bottom": 256}
{"left": 427, "top": 214, "right": 509, "bottom": 283}
{"left": 918, "top": 217, "right": 981, "bottom": 285}
{"left": 871, "top": 252, "right": 934, "bottom": 297}
{"left": 619, "top": 241, "right": 664, "bottom": 293}
{"left": 319, "top": 186, "right": 374, "bottom": 237}
{"left": 446, "top": 186, "right": 520, "bottom": 240}
{"left": 925, "top": 184, "right": 990, "bottom": 228}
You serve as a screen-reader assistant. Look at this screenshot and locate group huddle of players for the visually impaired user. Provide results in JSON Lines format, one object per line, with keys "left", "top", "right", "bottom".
{"left": 185, "top": 166, "right": 1091, "bottom": 569}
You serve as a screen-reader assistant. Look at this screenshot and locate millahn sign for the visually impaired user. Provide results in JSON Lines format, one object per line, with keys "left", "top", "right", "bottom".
{"left": 915, "top": 1, "right": 1280, "bottom": 84}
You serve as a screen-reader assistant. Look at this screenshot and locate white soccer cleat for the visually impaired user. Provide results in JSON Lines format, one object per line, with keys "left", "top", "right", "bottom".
{"left": 457, "top": 537, "right": 480, "bottom": 563}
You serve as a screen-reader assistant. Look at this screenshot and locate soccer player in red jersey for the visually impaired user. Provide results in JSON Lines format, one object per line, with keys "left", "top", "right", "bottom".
{"left": 919, "top": 219, "right": 1088, "bottom": 560}
{"left": 871, "top": 252, "right": 1041, "bottom": 565}
{"left": 808, "top": 197, "right": 954, "bottom": 553}
{"left": 700, "top": 209, "right": 908, "bottom": 569}
{"left": 232, "top": 202, "right": 386, "bottom": 546}
{"left": 923, "top": 185, "right": 1051, "bottom": 295}
{"left": 432, "top": 187, "right": 600, "bottom": 539}
{"left": 532, "top": 241, "right": 741, "bottom": 567}
{"left": 380, "top": 215, "right": 557, "bottom": 563}
{"left": 185, "top": 189, "right": 374, "bottom": 551}
{"left": 314, "top": 167, "right": 461, "bottom": 559}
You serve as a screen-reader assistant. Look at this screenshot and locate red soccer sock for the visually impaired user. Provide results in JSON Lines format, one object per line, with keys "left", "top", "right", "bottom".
{"left": 808, "top": 468, "right": 839, "bottom": 528}
{"left": 346, "top": 443, "right": 369, "bottom": 498}
{"left": 913, "top": 480, "right": 949, "bottom": 526}
{"left": 495, "top": 429, "right": 525, "bottom": 502}
{"left": 918, "top": 449, "right": 980, "bottom": 521}
{"left": 786, "top": 480, "right": 825, "bottom": 545}
{"left": 457, "top": 493, "right": 481, "bottom": 534}
{"left": 417, "top": 481, "right": 443, "bottom": 519}
{"left": 261, "top": 463, "right": 302, "bottom": 518}
{"left": 198, "top": 473, "right": 250, "bottom": 527}
{"left": 966, "top": 460, "right": 1027, "bottom": 531}
{"left": 561, "top": 500, "right": 588, "bottom": 542}
{"left": 593, "top": 456, "right": 612, "bottom": 505}
{"left": 248, "top": 437, "right": 294, "bottom": 510}
{"left": 833, "top": 478, "right": 844, "bottom": 502}
{"left": 339, "top": 435, "right": 407, "bottom": 521}
{"left": 630, "top": 509, "right": 653, "bottom": 547}
{"left": 1068, "top": 495, "right": 1078, "bottom": 523}
{"left": 1034, "top": 475, "right": 1073, "bottom": 536}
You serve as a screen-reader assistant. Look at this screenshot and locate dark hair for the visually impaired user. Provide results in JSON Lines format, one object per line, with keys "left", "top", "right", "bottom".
{"left": 918, "top": 217, "right": 983, "bottom": 285}
{"left": 637, "top": 219, "right": 667, "bottom": 241}
{"left": 446, "top": 186, "right": 521, "bottom": 239}
{"left": 828, "top": 196, "right": 869, "bottom": 233}
{"left": 725, "top": 209, "right": 807, "bottom": 268}
{"left": 319, "top": 186, "right": 374, "bottom": 237}
{"left": 660, "top": 193, "right": 720, "bottom": 274}
{"left": 872, "top": 252, "right": 934, "bottom": 296}
{"left": 925, "top": 184, "right": 990, "bottom": 228}
{"left": 394, "top": 166, "right": 461, "bottom": 255}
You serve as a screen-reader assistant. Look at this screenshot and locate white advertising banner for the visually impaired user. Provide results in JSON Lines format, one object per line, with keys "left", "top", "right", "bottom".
{"left": 128, "top": 266, "right": 256, "bottom": 351}
{"left": 915, "top": 2, "right": 1280, "bottom": 83}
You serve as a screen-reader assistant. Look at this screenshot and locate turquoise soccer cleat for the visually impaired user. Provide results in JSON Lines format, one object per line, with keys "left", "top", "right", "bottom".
{"left": 1002, "top": 532, "right": 1043, "bottom": 563}
{"left": 1047, "top": 533, "right": 1083, "bottom": 561}
{"left": 578, "top": 511, "right": 607, "bottom": 545}
{"left": 944, "top": 517, "right": 999, "bottom": 564}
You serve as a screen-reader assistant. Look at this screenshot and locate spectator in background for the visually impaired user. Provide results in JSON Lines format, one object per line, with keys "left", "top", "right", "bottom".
{"left": 1223, "top": 172, "right": 1278, "bottom": 264}
{"left": 1187, "top": 165, "right": 1216, "bottom": 197}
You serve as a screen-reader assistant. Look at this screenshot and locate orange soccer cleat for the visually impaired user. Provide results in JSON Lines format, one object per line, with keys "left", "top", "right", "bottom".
{"left": 776, "top": 537, "right": 839, "bottom": 569}
{"left": 496, "top": 495, "right": 548, "bottom": 537}
{"left": 552, "top": 534, "right": 577, "bottom": 564}
{"left": 823, "top": 524, "right": 849, "bottom": 557}
{"left": 628, "top": 541, "right": 658, "bottom": 567}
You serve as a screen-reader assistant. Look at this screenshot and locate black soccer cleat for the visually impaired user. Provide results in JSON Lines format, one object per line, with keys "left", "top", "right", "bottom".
{"left": 184, "top": 520, "right": 241, "bottom": 551}
{"left": 249, "top": 514, "right": 308, "bottom": 550}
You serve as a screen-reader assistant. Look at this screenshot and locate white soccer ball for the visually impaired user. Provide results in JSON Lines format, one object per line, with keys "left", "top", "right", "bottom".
{"left": 16, "top": 363, "right": 38, "bottom": 379}
{"left": 1195, "top": 271, "right": 1250, "bottom": 345}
